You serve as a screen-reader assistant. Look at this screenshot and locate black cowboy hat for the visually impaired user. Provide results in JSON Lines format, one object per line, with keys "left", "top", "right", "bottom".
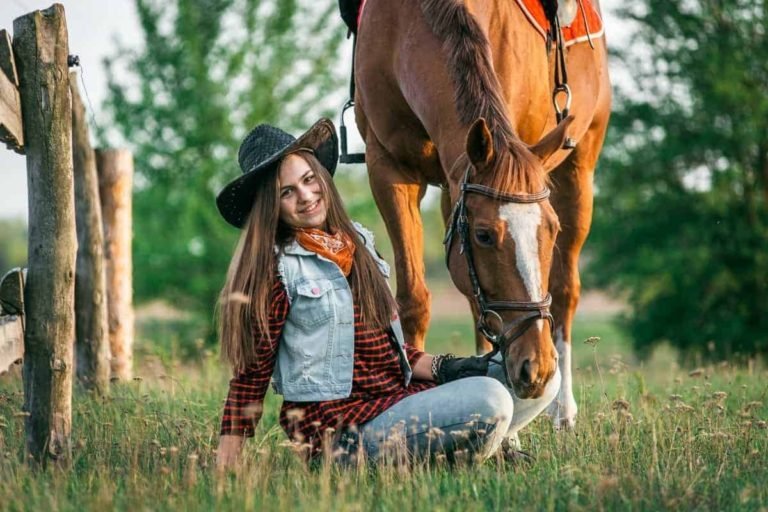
{"left": 216, "top": 118, "right": 339, "bottom": 228}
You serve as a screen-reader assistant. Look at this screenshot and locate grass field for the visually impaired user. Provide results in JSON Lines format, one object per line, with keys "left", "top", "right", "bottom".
{"left": 1, "top": 307, "right": 766, "bottom": 511}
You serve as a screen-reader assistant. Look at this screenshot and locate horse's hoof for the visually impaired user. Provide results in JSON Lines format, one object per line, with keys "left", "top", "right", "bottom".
{"left": 496, "top": 439, "right": 535, "bottom": 469}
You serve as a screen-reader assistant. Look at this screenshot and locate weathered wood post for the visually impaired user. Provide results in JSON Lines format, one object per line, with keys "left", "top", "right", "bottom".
{"left": 70, "top": 71, "right": 109, "bottom": 394}
{"left": 96, "top": 149, "right": 134, "bottom": 381}
{"left": 13, "top": 3, "right": 75, "bottom": 465}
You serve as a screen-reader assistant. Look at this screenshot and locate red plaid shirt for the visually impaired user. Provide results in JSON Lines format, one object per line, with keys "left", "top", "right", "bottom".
{"left": 220, "top": 279, "right": 435, "bottom": 452}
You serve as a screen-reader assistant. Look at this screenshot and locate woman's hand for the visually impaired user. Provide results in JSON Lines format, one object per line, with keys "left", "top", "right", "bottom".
{"left": 216, "top": 435, "right": 245, "bottom": 471}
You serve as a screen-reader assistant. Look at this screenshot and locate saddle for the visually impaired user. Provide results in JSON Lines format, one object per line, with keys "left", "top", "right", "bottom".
{"left": 517, "top": 0, "right": 604, "bottom": 46}
{"left": 340, "top": 0, "right": 602, "bottom": 46}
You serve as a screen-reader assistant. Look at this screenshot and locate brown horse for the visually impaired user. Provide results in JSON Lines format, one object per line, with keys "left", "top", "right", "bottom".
{"left": 354, "top": 0, "right": 610, "bottom": 426}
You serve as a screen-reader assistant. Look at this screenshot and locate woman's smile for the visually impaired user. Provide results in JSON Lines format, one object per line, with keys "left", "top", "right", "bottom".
{"left": 278, "top": 153, "right": 328, "bottom": 229}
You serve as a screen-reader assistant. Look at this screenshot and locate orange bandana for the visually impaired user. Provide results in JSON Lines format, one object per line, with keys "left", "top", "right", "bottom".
{"left": 295, "top": 228, "right": 356, "bottom": 276}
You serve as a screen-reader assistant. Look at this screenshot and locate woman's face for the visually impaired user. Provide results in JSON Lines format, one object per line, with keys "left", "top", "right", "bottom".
{"left": 278, "top": 153, "right": 327, "bottom": 229}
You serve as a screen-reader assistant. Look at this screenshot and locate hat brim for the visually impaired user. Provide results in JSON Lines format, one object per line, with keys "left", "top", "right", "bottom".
{"left": 216, "top": 118, "right": 339, "bottom": 228}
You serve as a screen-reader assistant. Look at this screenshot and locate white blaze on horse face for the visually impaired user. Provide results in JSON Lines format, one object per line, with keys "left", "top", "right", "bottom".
{"left": 498, "top": 202, "right": 544, "bottom": 304}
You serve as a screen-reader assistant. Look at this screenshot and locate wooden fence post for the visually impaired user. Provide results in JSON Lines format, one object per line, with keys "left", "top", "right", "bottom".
{"left": 13, "top": 3, "right": 75, "bottom": 465}
{"left": 96, "top": 149, "right": 134, "bottom": 381}
{"left": 70, "top": 71, "right": 109, "bottom": 394}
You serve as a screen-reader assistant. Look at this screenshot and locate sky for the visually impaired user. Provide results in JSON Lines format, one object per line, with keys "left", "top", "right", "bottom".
{"left": 0, "top": 0, "right": 628, "bottom": 222}
{"left": 0, "top": 0, "right": 141, "bottom": 220}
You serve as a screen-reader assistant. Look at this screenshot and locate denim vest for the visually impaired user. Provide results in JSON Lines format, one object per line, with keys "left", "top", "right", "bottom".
{"left": 272, "top": 222, "right": 412, "bottom": 401}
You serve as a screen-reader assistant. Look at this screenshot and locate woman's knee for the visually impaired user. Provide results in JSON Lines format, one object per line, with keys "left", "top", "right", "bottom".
{"left": 461, "top": 377, "right": 514, "bottom": 429}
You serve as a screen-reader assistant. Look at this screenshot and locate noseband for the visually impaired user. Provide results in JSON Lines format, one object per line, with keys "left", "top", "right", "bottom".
{"left": 443, "top": 164, "right": 555, "bottom": 377}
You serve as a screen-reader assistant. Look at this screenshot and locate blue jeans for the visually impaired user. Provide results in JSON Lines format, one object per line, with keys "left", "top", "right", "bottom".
{"left": 349, "top": 357, "right": 561, "bottom": 463}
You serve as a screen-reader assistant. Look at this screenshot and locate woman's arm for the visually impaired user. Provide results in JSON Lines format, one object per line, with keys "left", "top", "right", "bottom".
{"left": 411, "top": 353, "right": 435, "bottom": 381}
{"left": 217, "top": 279, "right": 288, "bottom": 468}
{"left": 217, "top": 434, "right": 246, "bottom": 469}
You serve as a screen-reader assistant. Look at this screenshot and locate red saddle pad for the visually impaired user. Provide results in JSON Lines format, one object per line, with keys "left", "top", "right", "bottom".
{"left": 516, "top": 0, "right": 604, "bottom": 46}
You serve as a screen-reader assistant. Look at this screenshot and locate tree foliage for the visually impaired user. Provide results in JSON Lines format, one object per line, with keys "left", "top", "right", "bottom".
{"left": 101, "top": 0, "right": 345, "bottom": 315}
{"left": 588, "top": 0, "right": 768, "bottom": 361}
{"left": 0, "top": 218, "right": 27, "bottom": 273}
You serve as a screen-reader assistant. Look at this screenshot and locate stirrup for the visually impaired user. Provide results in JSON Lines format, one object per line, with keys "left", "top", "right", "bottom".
{"left": 339, "top": 100, "right": 365, "bottom": 164}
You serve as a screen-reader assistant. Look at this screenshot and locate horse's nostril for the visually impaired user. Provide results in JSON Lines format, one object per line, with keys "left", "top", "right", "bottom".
{"left": 520, "top": 360, "right": 532, "bottom": 385}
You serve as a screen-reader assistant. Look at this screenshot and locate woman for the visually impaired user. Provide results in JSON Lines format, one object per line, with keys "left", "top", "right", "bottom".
{"left": 215, "top": 118, "right": 560, "bottom": 467}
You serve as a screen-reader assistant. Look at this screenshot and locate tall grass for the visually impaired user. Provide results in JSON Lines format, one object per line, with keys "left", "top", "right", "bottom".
{"left": 0, "top": 313, "right": 766, "bottom": 511}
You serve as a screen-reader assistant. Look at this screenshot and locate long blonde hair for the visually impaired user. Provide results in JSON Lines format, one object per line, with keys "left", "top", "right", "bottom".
{"left": 218, "top": 152, "right": 397, "bottom": 372}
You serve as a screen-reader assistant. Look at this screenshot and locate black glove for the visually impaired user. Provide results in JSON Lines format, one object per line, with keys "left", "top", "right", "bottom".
{"left": 434, "top": 354, "right": 489, "bottom": 384}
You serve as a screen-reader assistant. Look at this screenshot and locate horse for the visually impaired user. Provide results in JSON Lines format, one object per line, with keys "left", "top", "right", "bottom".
{"left": 353, "top": 0, "right": 611, "bottom": 427}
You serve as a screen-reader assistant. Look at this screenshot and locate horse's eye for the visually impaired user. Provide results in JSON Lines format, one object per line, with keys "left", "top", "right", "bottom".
{"left": 474, "top": 228, "right": 495, "bottom": 247}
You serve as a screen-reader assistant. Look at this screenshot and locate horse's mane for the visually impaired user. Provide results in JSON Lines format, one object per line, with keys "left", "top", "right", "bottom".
{"left": 419, "top": 0, "right": 546, "bottom": 193}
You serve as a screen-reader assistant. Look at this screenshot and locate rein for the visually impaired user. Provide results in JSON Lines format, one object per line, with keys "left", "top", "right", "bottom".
{"left": 443, "top": 163, "right": 555, "bottom": 382}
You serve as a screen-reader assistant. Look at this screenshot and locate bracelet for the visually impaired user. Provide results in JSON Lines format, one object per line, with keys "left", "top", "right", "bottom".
{"left": 431, "top": 353, "right": 456, "bottom": 383}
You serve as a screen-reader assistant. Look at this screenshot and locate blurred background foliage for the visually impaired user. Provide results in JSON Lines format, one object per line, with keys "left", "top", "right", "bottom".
{"left": 587, "top": 0, "right": 768, "bottom": 361}
{"left": 0, "top": 219, "right": 27, "bottom": 272}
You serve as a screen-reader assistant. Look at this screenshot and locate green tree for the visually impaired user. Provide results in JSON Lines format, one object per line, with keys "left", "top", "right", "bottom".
{"left": 0, "top": 218, "right": 27, "bottom": 272}
{"left": 588, "top": 0, "right": 768, "bottom": 361}
{"left": 101, "top": 0, "right": 345, "bottom": 317}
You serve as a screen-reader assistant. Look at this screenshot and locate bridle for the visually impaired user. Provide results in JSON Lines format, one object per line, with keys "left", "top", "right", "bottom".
{"left": 443, "top": 162, "right": 555, "bottom": 380}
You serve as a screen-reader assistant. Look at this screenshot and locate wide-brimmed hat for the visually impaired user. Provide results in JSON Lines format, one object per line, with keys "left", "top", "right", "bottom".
{"left": 216, "top": 118, "right": 338, "bottom": 228}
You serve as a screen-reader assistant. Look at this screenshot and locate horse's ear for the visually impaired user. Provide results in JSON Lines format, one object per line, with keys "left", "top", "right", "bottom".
{"left": 529, "top": 115, "right": 575, "bottom": 167}
{"left": 466, "top": 118, "right": 494, "bottom": 168}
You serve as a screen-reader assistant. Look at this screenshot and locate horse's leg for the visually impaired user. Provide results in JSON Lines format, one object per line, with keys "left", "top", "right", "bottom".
{"left": 367, "top": 135, "right": 430, "bottom": 350}
{"left": 545, "top": 119, "right": 609, "bottom": 430}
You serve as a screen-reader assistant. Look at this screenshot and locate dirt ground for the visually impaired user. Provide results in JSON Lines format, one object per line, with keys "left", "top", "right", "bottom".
{"left": 429, "top": 284, "right": 626, "bottom": 319}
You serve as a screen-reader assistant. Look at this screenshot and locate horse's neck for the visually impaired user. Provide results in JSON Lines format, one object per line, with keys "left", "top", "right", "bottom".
{"left": 428, "top": 0, "right": 553, "bottom": 182}
{"left": 480, "top": 0, "right": 552, "bottom": 143}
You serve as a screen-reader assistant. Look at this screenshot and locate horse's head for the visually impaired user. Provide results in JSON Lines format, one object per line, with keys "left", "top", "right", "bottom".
{"left": 446, "top": 116, "right": 574, "bottom": 399}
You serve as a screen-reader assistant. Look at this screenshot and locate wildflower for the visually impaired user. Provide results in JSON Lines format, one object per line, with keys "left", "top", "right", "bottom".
{"left": 583, "top": 336, "right": 601, "bottom": 346}
{"left": 226, "top": 292, "right": 250, "bottom": 305}
{"left": 675, "top": 403, "right": 695, "bottom": 413}
{"left": 712, "top": 391, "right": 727, "bottom": 401}
{"left": 618, "top": 410, "right": 634, "bottom": 423}
{"left": 612, "top": 399, "right": 630, "bottom": 411}
{"left": 426, "top": 426, "right": 445, "bottom": 439}
{"left": 185, "top": 454, "right": 198, "bottom": 486}
{"left": 597, "top": 475, "right": 619, "bottom": 495}
{"left": 449, "top": 430, "right": 470, "bottom": 440}
{"left": 285, "top": 408, "right": 305, "bottom": 421}
{"left": 169, "top": 446, "right": 179, "bottom": 456}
